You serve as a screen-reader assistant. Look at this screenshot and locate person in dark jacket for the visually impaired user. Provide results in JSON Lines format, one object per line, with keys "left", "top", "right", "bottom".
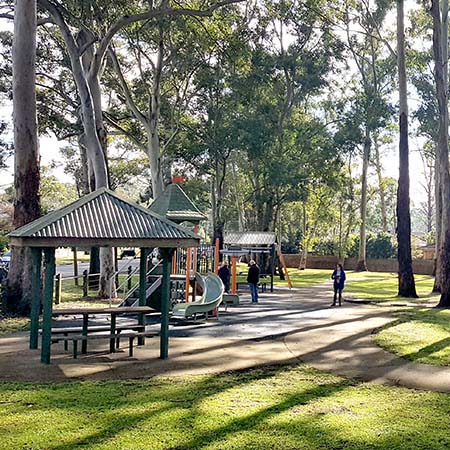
{"left": 218, "top": 261, "right": 230, "bottom": 293}
{"left": 331, "top": 263, "right": 346, "bottom": 306}
{"left": 247, "top": 259, "right": 260, "bottom": 303}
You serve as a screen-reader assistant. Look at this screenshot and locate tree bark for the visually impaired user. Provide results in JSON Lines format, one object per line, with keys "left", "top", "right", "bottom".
{"left": 6, "top": 0, "right": 41, "bottom": 315}
{"left": 396, "top": 0, "right": 417, "bottom": 298}
{"left": 374, "top": 135, "right": 388, "bottom": 233}
{"left": 78, "top": 30, "right": 115, "bottom": 298}
{"left": 356, "top": 128, "right": 370, "bottom": 271}
{"left": 433, "top": 158, "right": 441, "bottom": 291}
{"left": 431, "top": 0, "right": 450, "bottom": 306}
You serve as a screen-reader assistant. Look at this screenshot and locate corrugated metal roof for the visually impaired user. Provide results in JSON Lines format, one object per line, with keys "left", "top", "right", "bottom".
{"left": 149, "top": 183, "right": 206, "bottom": 223}
{"left": 224, "top": 232, "right": 277, "bottom": 246}
{"left": 10, "top": 188, "right": 199, "bottom": 246}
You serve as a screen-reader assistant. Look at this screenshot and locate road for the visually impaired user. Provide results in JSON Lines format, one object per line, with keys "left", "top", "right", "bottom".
{"left": 57, "top": 258, "right": 140, "bottom": 277}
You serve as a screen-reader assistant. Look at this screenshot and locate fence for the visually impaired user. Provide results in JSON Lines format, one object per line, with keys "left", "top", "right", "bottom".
{"left": 282, "top": 254, "right": 435, "bottom": 276}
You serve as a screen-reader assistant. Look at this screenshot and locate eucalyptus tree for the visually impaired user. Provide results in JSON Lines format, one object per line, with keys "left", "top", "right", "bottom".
{"left": 396, "top": 0, "right": 417, "bottom": 297}
{"left": 408, "top": 8, "right": 440, "bottom": 290}
{"left": 231, "top": 0, "right": 344, "bottom": 233}
{"left": 105, "top": 9, "right": 232, "bottom": 199}
{"left": 6, "top": 0, "right": 41, "bottom": 314}
{"left": 32, "top": 0, "right": 242, "bottom": 297}
{"left": 342, "top": 0, "right": 396, "bottom": 271}
{"left": 431, "top": 0, "right": 450, "bottom": 307}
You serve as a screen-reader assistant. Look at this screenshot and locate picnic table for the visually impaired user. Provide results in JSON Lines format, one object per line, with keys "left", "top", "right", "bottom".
{"left": 51, "top": 306, "right": 154, "bottom": 354}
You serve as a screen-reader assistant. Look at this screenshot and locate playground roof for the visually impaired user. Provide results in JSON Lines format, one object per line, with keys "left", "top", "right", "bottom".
{"left": 224, "top": 232, "right": 276, "bottom": 247}
{"left": 9, "top": 188, "right": 200, "bottom": 248}
{"left": 148, "top": 183, "right": 206, "bottom": 224}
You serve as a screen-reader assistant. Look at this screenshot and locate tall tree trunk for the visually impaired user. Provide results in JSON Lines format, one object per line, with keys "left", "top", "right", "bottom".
{"left": 433, "top": 159, "right": 442, "bottom": 290}
{"left": 374, "top": 135, "right": 388, "bottom": 232}
{"left": 6, "top": 0, "right": 41, "bottom": 315}
{"left": 396, "top": 0, "right": 417, "bottom": 298}
{"left": 78, "top": 29, "right": 115, "bottom": 299}
{"left": 356, "top": 128, "right": 370, "bottom": 271}
{"left": 432, "top": 0, "right": 450, "bottom": 306}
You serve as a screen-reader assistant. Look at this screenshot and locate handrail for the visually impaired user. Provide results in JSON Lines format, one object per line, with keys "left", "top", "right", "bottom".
{"left": 119, "top": 263, "right": 162, "bottom": 305}
{"left": 116, "top": 265, "right": 140, "bottom": 294}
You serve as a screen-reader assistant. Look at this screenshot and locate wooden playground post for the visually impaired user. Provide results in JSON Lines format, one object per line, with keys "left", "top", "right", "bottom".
{"left": 277, "top": 245, "right": 293, "bottom": 289}
{"left": 172, "top": 250, "right": 177, "bottom": 274}
{"left": 72, "top": 247, "right": 78, "bottom": 286}
{"left": 231, "top": 255, "right": 237, "bottom": 294}
{"left": 185, "top": 247, "right": 191, "bottom": 303}
{"left": 214, "top": 238, "right": 220, "bottom": 274}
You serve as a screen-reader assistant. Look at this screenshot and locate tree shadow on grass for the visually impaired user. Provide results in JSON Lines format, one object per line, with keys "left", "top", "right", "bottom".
{"left": 402, "top": 337, "right": 450, "bottom": 364}
{"left": 1, "top": 365, "right": 351, "bottom": 450}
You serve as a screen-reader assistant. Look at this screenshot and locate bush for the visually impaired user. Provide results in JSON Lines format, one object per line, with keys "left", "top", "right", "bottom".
{"left": 348, "top": 233, "right": 397, "bottom": 259}
{"left": 0, "top": 236, "right": 8, "bottom": 253}
{"left": 312, "top": 240, "right": 340, "bottom": 256}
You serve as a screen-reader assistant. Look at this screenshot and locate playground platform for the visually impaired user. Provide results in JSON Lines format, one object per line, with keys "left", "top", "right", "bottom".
{"left": 1, "top": 282, "right": 450, "bottom": 393}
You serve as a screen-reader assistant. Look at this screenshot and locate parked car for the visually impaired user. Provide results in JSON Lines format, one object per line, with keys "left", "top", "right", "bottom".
{"left": 0, "top": 250, "right": 11, "bottom": 268}
{"left": 119, "top": 249, "right": 136, "bottom": 259}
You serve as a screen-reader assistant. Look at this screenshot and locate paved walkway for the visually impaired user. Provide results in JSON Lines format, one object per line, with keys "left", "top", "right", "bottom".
{"left": 1, "top": 281, "right": 450, "bottom": 392}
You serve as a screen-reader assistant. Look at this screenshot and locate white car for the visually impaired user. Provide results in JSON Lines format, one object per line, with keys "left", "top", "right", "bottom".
{"left": 0, "top": 251, "right": 11, "bottom": 268}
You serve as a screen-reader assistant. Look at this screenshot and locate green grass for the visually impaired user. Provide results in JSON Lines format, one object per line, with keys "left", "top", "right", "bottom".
{"left": 0, "top": 316, "right": 30, "bottom": 336}
{"left": 344, "top": 271, "right": 437, "bottom": 302}
{"left": 1, "top": 365, "right": 450, "bottom": 449}
{"left": 375, "top": 308, "right": 450, "bottom": 366}
{"left": 56, "top": 253, "right": 91, "bottom": 265}
{"left": 236, "top": 266, "right": 330, "bottom": 288}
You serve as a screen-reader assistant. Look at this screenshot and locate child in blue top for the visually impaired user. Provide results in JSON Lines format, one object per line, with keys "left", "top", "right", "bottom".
{"left": 331, "top": 263, "right": 346, "bottom": 307}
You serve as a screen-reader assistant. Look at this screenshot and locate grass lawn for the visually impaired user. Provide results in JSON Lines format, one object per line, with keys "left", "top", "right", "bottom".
{"left": 374, "top": 308, "right": 450, "bottom": 366}
{"left": 344, "top": 271, "right": 437, "bottom": 302}
{"left": 0, "top": 315, "right": 29, "bottom": 336}
{"left": 56, "top": 253, "right": 91, "bottom": 265}
{"left": 1, "top": 365, "right": 450, "bottom": 449}
{"left": 236, "top": 266, "right": 330, "bottom": 288}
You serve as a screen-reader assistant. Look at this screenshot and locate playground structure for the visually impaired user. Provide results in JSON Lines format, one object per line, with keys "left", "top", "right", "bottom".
{"left": 172, "top": 272, "right": 224, "bottom": 319}
{"left": 5, "top": 179, "right": 296, "bottom": 367}
{"left": 222, "top": 232, "right": 277, "bottom": 294}
{"left": 9, "top": 188, "right": 199, "bottom": 363}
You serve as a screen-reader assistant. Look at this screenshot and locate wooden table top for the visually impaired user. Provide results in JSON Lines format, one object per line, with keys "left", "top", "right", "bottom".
{"left": 52, "top": 306, "right": 154, "bottom": 316}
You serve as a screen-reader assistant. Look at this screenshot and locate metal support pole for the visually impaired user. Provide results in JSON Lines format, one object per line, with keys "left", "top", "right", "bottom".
{"left": 185, "top": 248, "right": 191, "bottom": 302}
{"left": 41, "top": 248, "right": 56, "bottom": 364}
{"left": 138, "top": 247, "right": 149, "bottom": 345}
{"left": 30, "top": 247, "right": 42, "bottom": 350}
{"left": 160, "top": 248, "right": 174, "bottom": 359}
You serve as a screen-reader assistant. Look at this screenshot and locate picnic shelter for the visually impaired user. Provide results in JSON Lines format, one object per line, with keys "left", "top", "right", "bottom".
{"left": 9, "top": 188, "right": 200, "bottom": 364}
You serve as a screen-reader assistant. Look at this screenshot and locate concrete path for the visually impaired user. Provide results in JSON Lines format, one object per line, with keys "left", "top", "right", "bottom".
{"left": 1, "top": 281, "right": 450, "bottom": 392}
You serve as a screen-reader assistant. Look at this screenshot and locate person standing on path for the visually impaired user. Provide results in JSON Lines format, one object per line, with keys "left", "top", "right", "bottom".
{"left": 218, "top": 261, "right": 231, "bottom": 293}
{"left": 331, "top": 263, "right": 346, "bottom": 306}
{"left": 247, "top": 259, "right": 260, "bottom": 303}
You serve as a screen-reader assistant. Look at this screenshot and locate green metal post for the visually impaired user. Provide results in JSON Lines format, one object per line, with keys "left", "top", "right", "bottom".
{"left": 138, "top": 247, "right": 149, "bottom": 345}
{"left": 41, "top": 248, "right": 56, "bottom": 364}
{"left": 30, "top": 247, "right": 42, "bottom": 350}
{"left": 160, "top": 248, "right": 173, "bottom": 359}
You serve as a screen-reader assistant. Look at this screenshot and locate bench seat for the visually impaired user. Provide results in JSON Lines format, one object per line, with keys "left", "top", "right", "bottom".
{"left": 41, "top": 324, "right": 145, "bottom": 351}
{"left": 53, "top": 331, "right": 156, "bottom": 358}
